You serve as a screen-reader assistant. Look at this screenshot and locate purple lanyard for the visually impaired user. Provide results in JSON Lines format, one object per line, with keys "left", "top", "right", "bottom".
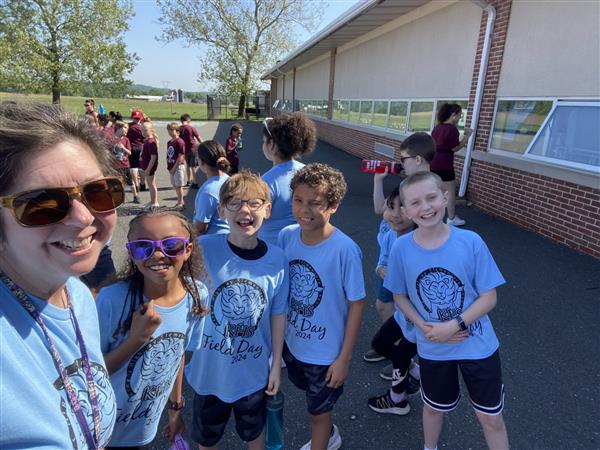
{"left": 0, "top": 272, "right": 101, "bottom": 449}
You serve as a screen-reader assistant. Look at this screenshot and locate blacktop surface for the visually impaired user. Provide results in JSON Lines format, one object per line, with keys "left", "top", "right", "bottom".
{"left": 109, "top": 120, "right": 600, "bottom": 450}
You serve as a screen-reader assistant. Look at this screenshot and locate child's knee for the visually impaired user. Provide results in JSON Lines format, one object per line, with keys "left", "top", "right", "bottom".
{"left": 423, "top": 403, "right": 444, "bottom": 418}
{"left": 476, "top": 411, "right": 505, "bottom": 432}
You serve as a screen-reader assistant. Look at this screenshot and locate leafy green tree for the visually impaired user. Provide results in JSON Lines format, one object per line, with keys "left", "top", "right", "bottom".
{"left": 0, "top": 0, "right": 139, "bottom": 103}
{"left": 156, "top": 0, "right": 323, "bottom": 116}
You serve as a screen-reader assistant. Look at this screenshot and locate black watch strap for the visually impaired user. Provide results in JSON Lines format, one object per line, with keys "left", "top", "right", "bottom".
{"left": 456, "top": 315, "right": 468, "bottom": 331}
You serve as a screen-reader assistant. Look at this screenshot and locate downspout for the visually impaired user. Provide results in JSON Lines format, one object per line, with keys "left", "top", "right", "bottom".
{"left": 459, "top": 1, "right": 496, "bottom": 197}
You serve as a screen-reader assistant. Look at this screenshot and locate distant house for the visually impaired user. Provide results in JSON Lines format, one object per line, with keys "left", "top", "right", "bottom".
{"left": 125, "top": 94, "right": 168, "bottom": 102}
{"left": 262, "top": 0, "right": 600, "bottom": 259}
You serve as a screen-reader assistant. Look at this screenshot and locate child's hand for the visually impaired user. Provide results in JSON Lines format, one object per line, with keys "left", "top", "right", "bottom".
{"left": 374, "top": 166, "right": 389, "bottom": 181}
{"left": 422, "top": 321, "right": 461, "bottom": 343}
{"left": 447, "top": 329, "right": 469, "bottom": 343}
{"left": 129, "top": 300, "right": 162, "bottom": 344}
{"left": 375, "top": 266, "right": 387, "bottom": 279}
{"left": 464, "top": 127, "right": 473, "bottom": 138}
{"left": 326, "top": 357, "right": 350, "bottom": 389}
{"left": 265, "top": 363, "right": 281, "bottom": 396}
{"left": 162, "top": 411, "right": 184, "bottom": 442}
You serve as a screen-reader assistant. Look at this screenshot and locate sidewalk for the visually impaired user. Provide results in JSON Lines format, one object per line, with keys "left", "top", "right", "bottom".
{"left": 114, "top": 120, "right": 599, "bottom": 450}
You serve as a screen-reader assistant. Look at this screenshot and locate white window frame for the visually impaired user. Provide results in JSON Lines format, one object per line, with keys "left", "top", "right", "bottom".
{"left": 523, "top": 100, "right": 600, "bottom": 173}
{"left": 489, "top": 97, "right": 600, "bottom": 173}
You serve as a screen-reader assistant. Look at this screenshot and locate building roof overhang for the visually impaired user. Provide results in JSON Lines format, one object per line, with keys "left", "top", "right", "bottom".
{"left": 261, "top": 0, "right": 430, "bottom": 80}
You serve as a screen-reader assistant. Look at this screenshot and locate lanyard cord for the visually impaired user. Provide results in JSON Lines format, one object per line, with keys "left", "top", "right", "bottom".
{"left": 0, "top": 271, "right": 101, "bottom": 449}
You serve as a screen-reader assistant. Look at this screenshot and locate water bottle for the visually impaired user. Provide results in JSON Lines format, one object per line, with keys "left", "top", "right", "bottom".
{"left": 265, "top": 391, "right": 284, "bottom": 450}
{"left": 361, "top": 159, "right": 402, "bottom": 175}
{"left": 168, "top": 434, "right": 190, "bottom": 450}
{"left": 237, "top": 136, "right": 243, "bottom": 151}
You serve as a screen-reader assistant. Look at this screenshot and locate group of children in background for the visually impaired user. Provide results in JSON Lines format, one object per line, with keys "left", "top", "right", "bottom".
{"left": 88, "top": 109, "right": 508, "bottom": 450}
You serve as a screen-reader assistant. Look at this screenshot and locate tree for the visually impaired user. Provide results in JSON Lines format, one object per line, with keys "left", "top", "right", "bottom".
{"left": 0, "top": 0, "right": 139, "bottom": 103}
{"left": 156, "top": 0, "right": 323, "bottom": 116}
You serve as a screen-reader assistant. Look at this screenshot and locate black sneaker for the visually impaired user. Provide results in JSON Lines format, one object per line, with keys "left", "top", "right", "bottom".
{"left": 363, "top": 349, "right": 386, "bottom": 363}
{"left": 190, "top": 183, "right": 199, "bottom": 189}
{"left": 139, "top": 184, "right": 147, "bottom": 192}
{"left": 368, "top": 392, "right": 410, "bottom": 416}
{"left": 406, "top": 374, "right": 421, "bottom": 396}
{"left": 379, "top": 363, "right": 393, "bottom": 380}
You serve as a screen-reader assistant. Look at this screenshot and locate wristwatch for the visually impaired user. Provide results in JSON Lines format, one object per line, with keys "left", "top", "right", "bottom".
{"left": 456, "top": 315, "right": 468, "bottom": 331}
{"left": 167, "top": 396, "right": 185, "bottom": 411}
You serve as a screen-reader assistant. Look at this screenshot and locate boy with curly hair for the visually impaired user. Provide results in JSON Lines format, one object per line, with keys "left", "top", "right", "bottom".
{"left": 185, "top": 171, "right": 289, "bottom": 449}
{"left": 278, "top": 163, "right": 366, "bottom": 450}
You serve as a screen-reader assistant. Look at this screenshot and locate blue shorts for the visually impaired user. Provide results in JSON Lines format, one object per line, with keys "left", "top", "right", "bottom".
{"left": 374, "top": 276, "right": 393, "bottom": 303}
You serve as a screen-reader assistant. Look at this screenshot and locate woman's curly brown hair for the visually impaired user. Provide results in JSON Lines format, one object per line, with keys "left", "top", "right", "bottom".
{"left": 263, "top": 112, "right": 317, "bottom": 160}
{"left": 290, "top": 163, "right": 347, "bottom": 207}
{"left": 109, "top": 207, "right": 208, "bottom": 341}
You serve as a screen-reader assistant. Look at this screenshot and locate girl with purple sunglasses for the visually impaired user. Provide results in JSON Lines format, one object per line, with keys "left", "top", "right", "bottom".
{"left": 96, "top": 208, "right": 209, "bottom": 449}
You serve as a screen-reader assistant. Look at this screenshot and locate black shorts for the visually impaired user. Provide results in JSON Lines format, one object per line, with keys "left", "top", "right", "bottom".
{"left": 129, "top": 147, "right": 142, "bottom": 168}
{"left": 283, "top": 342, "right": 343, "bottom": 415}
{"left": 191, "top": 389, "right": 266, "bottom": 446}
{"left": 185, "top": 151, "right": 198, "bottom": 167}
{"left": 431, "top": 169, "right": 455, "bottom": 182}
{"left": 419, "top": 349, "right": 505, "bottom": 415}
{"left": 80, "top": 245, "right": 116, "bottom": 290}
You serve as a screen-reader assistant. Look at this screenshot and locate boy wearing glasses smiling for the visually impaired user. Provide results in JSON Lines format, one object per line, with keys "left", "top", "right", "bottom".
{"left": 278, "top": 163, "right": 365, "bottom": 450}
{"left": 185, "top": 171, "right": 289, "bottom": 450}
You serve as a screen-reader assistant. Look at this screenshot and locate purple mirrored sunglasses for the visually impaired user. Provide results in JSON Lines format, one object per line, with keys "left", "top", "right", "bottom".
{"left": 126, "top": 237, "right": 189, "bottom": 261}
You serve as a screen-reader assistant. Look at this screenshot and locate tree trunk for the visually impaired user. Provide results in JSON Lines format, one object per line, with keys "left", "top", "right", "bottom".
{"left": 51, "top": 67, "right": 60, "bottom": 104}
{"left": 237, "top": 93, "right": 246, "bottom": 118}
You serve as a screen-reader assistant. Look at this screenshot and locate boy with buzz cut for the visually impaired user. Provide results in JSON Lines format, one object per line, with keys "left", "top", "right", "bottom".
{"left": 278, "top": 163, "right": 365, "bottom": 450}
{"left": 386, "top": 171, "right": 509, "bottom": 450}
{"left": 185, "top": 171, "right": 289, "bottom": 450}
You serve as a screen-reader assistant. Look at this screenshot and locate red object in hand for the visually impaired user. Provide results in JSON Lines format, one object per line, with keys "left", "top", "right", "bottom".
{"left": 361, "top": 160, "right": 402, "bottom": 175}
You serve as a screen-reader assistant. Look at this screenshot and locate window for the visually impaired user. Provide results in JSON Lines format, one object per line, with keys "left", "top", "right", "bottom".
{"left": 408, "top": 101, "right": 434, "bottom": 131}
{"left": 333, "top": 100, "right": 349, "bottom": 121}
{"left": 388, "top": 101, "right": 408, "bottom": 132}
{"left": 349, "top": 100, "right": 360, "bottom": 123}
{"left": 490, "top": 100, "right": 553, "bottom": 153}
{"left": 372, "top": 101, "right": 389, "bottom": 127}
{"left": 526, "top": 102, "right": 600, "bottom": 171}
{"left": 359, "top": 101, "right": 373, "bottom": 125}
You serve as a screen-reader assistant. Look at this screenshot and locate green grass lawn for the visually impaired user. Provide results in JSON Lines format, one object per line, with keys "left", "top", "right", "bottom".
{"left": 0, "top": 92, "right": 209, "bottom": 121}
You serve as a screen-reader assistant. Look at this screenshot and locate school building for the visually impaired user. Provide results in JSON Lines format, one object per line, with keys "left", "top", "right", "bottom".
{"left": 262, "top": 0, "right": 600, "bottom": 259}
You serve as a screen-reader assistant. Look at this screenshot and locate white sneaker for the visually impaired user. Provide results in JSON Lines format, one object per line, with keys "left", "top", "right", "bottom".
{"left": 446, "top": 216, "right": 466, "bottom": 226}
{"left": 299, "top": 424, "right": 342, "bottom": 450}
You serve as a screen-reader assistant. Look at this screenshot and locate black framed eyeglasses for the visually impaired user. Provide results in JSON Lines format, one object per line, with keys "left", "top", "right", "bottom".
{"left": 399, "top": 155, "right": 417, "bottom": 163}
{"left": 225, "top": 198, "right": 266, "bottom": 212}
{"left": 0, "top": 177, "right": 125, "bottom": 227}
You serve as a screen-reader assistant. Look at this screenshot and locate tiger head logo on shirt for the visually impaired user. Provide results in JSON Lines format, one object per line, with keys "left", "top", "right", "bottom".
{"left": 289, "top": 259, "right": 324, "bottom": 317}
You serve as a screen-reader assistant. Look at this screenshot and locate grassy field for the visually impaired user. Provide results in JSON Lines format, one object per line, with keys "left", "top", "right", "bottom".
{"left": 0, "top": 92, "right": 209, "bottom": 121}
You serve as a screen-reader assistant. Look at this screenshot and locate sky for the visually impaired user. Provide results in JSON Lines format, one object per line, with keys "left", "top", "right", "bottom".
{"left": 124, "top": 0, "right": 361, "bottom": 92}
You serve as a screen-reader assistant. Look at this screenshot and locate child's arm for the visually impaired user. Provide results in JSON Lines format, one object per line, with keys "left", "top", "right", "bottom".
{"left": 162, "top": 355, "right": 185, "bottom": 442}
{"left": 103, "top": 300, "right": 162, "bottom": 374}
{"left": 265, "top": 313, "right": 286, "bottom": 395}
{"left": 373, "top": 169, "right": 388, "bottom": 214}
{"left": 326, "top": 298, "right": 365, "bottom": 388}
{"left": 376, "top": 265, "right": 386, "bottom": 279}
{"left": 423, "top": 289, "right": 497, "bottom": 343}
{"left": 147, "top": 154, "right": 157, "bottom": 172}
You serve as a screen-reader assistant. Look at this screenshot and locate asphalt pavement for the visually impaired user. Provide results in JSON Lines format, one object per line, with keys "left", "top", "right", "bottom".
{"left": 109, "top": 120, "right": 600, "bottom": 450}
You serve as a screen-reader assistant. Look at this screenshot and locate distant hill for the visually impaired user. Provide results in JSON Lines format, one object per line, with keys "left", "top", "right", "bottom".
{"left": 129, "top": 84, "right": 209, "bottom": 97}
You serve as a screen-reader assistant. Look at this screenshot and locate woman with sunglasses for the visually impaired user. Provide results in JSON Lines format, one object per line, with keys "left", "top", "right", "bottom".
{"left": 96, "top": 208, "right": 208, "bottom": 449}
{"left": 259, "top": 113, "right": 316, "bottom": 246}
{"left": 0, "top": 102, "right": 125, "bottom": 448}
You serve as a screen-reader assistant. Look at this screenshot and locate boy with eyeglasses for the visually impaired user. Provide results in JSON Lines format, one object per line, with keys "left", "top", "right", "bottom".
{"left": 277, "top": 163, "right": 365, "bottom": 450}
{"left": 185, "top": 171, "right": 289, "bottom": 450}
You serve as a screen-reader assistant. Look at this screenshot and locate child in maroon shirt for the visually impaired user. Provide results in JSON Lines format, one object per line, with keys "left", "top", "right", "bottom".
{"left": 127, "top": 109, "right": 146, "bottom": 192}
{"left": 166, "top": 122, "right": 187, "bottom": 208}
{"left": 180, "top": 113, "right": 202, "bottom": 188}
{"left": 140, "top": 121, "right": 160, "bottom": 207}
{"left": 225, "top": 123, "right": 243, "bottom": 174}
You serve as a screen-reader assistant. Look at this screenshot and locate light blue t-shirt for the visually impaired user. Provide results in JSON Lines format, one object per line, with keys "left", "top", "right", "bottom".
{"left": 278, "top": 225, "right": 366, "bottom": 365}
{"left": 185, "top": 234, "right": 289, "bottom": 403}
{"left": 194, "top": 174, "right": 230, "bottom": 235}
{"left": 259, "top": 159, "right": 305, "bottom": 245}
{"left": 0, "top": 277, "right": 116, "bottom": 449}
{"left": 376, "top": 219, "right": 391, "bottom": 248}
{"left": 96, "top": 281, "right": 208, "bottom": 446}
{"left": 384, "top": 227, "right": 505, "bottom": 361}
{"left": 376, "top": 229, "right": 417, "bottom": 343}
